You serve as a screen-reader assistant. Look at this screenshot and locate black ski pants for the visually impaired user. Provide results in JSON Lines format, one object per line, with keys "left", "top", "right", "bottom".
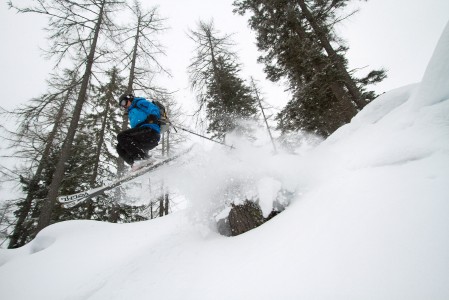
{"left": 116, "top": 126, "right": 160, "bottom": 166}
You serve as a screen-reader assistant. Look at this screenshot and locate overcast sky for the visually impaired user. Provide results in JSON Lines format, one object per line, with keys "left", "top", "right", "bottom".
{"left": 1, "top": 0, "right": 448, "bottom": 112}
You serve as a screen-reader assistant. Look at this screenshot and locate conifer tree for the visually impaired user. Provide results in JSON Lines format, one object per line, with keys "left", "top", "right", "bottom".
{"left": 250, "top": 77, "right": 277, "bottom": 153}
{"left": 6, "top": 70, "right": 80, "bottom": 248}
{"left": 115, "top": 1, "right": 168, "bottom": 176}
{"left": 233, "top": 0, "right": 386, "bottom": 136}
{"left": 0, "top": 201, "right": 15, "bottom": 248}
{"left": 188, "top": 20, "right": 258, "bottom": 140}
{"left": 9, "top": 0, "right": 126, "bottom": 234}
{"left": 85, "top": 67, "right": 126, "bottom": 187}
{"left": 84, "top": 67, "right": 146, "bottom": 223}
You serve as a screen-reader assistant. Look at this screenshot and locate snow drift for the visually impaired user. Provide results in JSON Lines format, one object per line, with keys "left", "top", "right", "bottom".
{"left": 1, "top": 22, "right": 448, "bottom": 300}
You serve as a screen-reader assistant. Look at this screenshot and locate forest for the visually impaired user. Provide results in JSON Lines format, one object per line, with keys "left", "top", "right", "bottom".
{"left": 0, "top": 0, "right": 385, "bottom": 249}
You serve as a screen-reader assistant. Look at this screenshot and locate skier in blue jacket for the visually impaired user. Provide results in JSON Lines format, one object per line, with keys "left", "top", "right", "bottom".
{"left": 116, "top": 93, "right": 161, "bottom": 169}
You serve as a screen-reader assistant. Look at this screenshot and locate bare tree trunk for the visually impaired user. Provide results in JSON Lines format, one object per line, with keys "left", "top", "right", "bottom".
{"left": 159, "top": 186, "right": 164, "bottom": 217}
{"left": 85, "top": 72, "right": 116, "bottom": 221}
{"left": 206, "top": 29, "right": 225, "bottom": 104}
{"left": 127, "top": 15, "right": 140, "bottom": 94}
{"left": 108, "top": 203, "right": 120, "bottom": 223}
{"left": 251, "top": 78, "right": 277, "bottom": 153}
{"left": 158, "top": 197, "right": 164, "bottom": 217}
{"left": 85, "top": 201, "right": 94, "bottom": 220}
{"left": 35, "top": 1, "right": 106, "bottom": 235}
{"left": 90, "top": 75, "right": 114, "bottom": 189}
{"left": 117, "top": 13, "right": 142, "bottom": 177}
{"left": 166, "top": 121, "right": 170, "bottom": 155}
{"left": 296, "top": 0, "right": 365, "bottom": 109}
{"left": 291, "top": 16, "right": 358, "bottom": 126}
{"left": 113, "top": 14, "right": 143, "bottom": 219}
{"left": 161, "top": 132, "right": 166, "bottom": 156}
{"left": 164, "top": 192, "right": 169, "bottom": 215}
{"left": 9, "top": 86, "right": 74, "bottom": 247}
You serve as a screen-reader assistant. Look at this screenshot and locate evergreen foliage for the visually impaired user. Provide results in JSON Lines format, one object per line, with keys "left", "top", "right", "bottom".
{"left": 188, "top": 20, "right": 258, "bottom": 140}
{"left": 5, "top": 70, "right": 80, "bottom": 247}
{"left": 2, "top": 1, "right": 173, "bottom": 246}
{"left": 234, "top": 0, "right": 386, "bottom": 137}
{"left": 12, "top": 131, "right": 99, "bottom": 246}
{"left": 1, "top": 0, "right": 391, "bottom": 247}
{"left": 206, "top": 57, "right": 259, "bottom": 139}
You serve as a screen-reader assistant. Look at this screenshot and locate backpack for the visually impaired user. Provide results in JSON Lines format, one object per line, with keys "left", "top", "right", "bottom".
{"left": 152, "top": 100, "right": 169, "bottom": 134}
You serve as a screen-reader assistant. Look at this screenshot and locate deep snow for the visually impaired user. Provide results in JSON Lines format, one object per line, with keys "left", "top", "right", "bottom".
{"left": 0, "top": 21, "right": 448, "bottom": 300}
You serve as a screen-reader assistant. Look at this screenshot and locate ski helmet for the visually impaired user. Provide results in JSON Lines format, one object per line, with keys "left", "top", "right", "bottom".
{"left": 118, "top": 93, "right": 134, "bottom": 107}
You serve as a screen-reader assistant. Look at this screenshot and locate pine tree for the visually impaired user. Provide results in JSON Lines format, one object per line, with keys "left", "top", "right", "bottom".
{"left": 9, "top": 0, "right": 126, "bottom": 234}
{"left": 188, "top": 20, "right": 258, "bottom": 140}
{"left": 6, "top": 70, "right": 80, "bottom": 247}
{"left": 115, "top": 1, "right": 168, "bottom": 177}
{"left": 85, "top": 67, "right": 148, "bottom": 223}
{"left": 233, "top": 0, "right": 386, "bottom": 137}
{"left": 0, "top": 200, "right": 15, "bottom": 248}
{"left": 250, "top": 78, "right": 277, "bottom": 153}
{"left": 7, "top": 110, "right": 102, "bottom": 246}
{"left": 85, "top": 67, "right": 126, "bottom": 187}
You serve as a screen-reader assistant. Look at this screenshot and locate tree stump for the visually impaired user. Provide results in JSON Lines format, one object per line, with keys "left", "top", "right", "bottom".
{"left": 217, "top": 200, "right": 266, "bottom": 236}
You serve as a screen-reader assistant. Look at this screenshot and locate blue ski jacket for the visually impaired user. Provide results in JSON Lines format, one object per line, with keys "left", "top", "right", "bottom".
{"left": 127, "top": 97, "right": 161, "bottom": 134}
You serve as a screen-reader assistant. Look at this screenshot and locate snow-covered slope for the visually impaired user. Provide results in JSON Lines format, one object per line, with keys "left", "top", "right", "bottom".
{"left": 1, "top": 22, "right": 448, "bottom": 300}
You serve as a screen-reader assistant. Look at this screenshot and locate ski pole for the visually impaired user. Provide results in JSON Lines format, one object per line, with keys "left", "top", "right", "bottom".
{"left": 168, "top": 121, "right": 235, "bottom": 149}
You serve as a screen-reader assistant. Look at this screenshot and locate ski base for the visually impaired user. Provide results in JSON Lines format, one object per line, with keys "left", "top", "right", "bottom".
{"left": 58, "top": 147, "right": 192, "bottom": 208}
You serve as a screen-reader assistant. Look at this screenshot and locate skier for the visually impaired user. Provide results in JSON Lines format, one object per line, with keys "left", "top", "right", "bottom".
{"left": 116, "top": 93, "right": 161, "bottom": 170}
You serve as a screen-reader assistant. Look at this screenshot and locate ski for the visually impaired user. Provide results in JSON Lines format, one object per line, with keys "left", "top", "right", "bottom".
{"left": 58, "top": 146, "right": 193, "bottom": 208}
